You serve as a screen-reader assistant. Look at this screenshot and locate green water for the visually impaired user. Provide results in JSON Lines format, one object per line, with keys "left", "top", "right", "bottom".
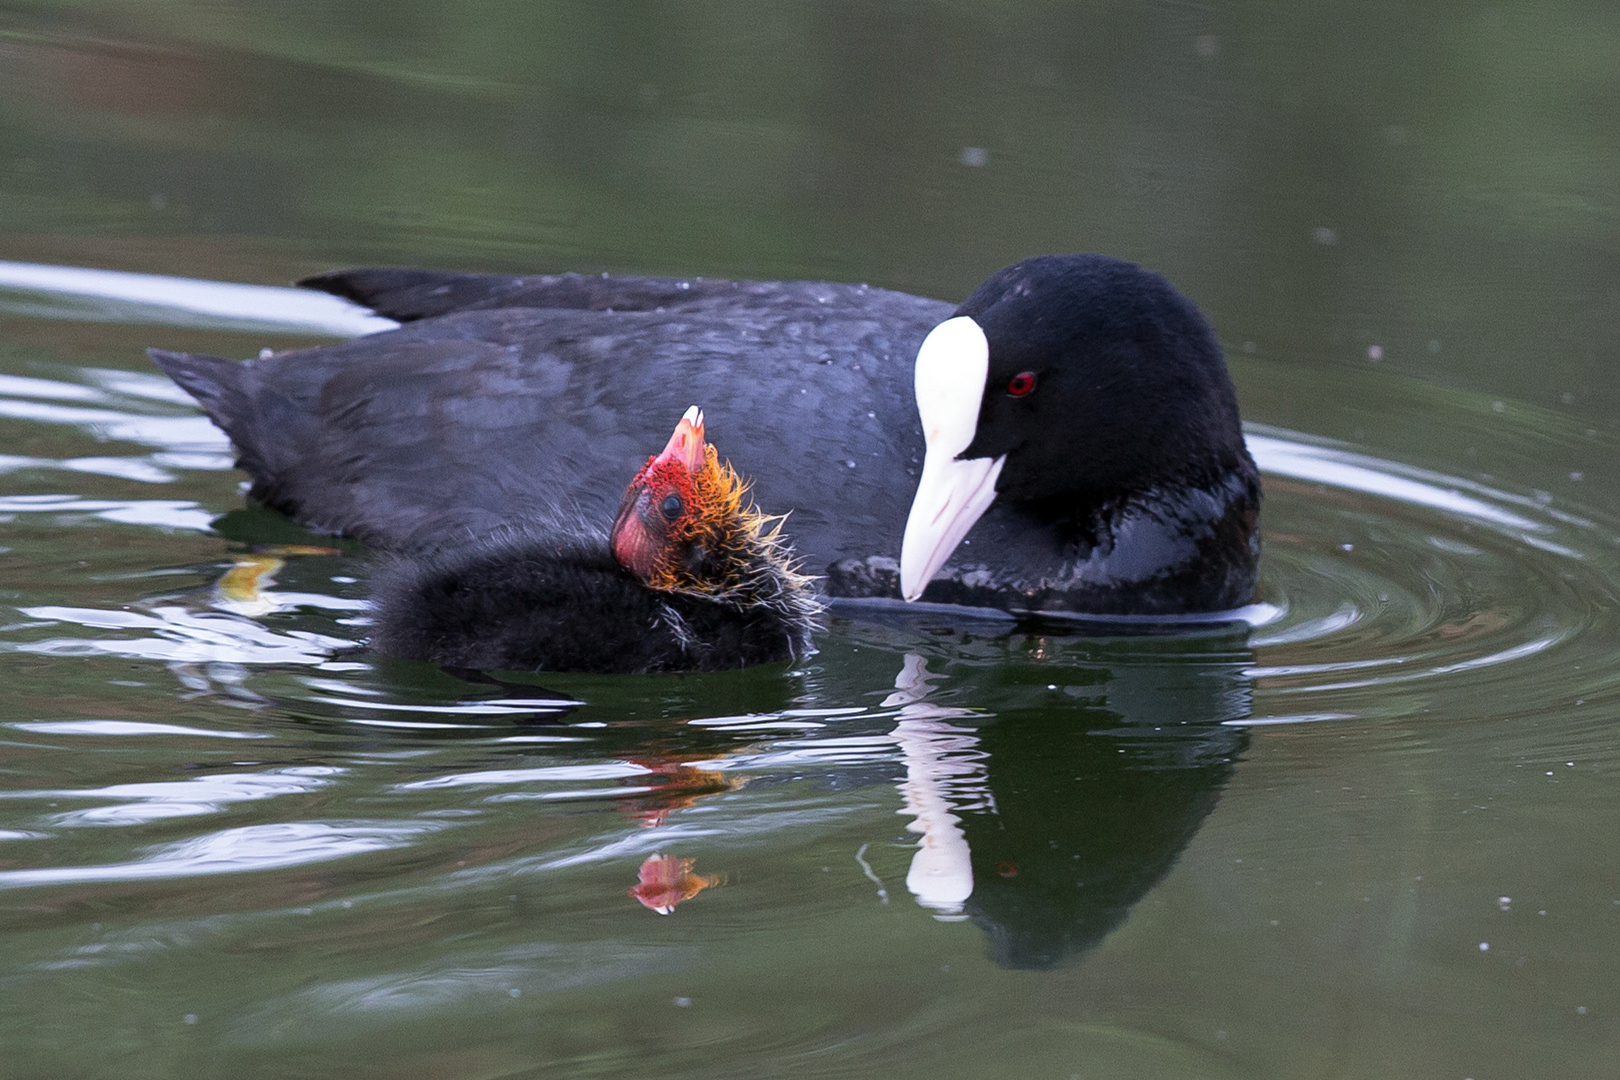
{"left": 2, "top": 2, "right": 1618, "bottom": 1077}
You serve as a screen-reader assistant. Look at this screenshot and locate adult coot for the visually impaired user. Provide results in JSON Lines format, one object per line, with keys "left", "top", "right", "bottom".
{"left": 370, "top": 407, "right": 818, "bottom": 672}
{"left": 151, "top": 253, "right": 1259, "bottom": 618}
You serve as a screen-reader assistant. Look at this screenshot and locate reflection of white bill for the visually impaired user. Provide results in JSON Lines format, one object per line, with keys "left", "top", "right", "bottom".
{"left": 886, "top": 653, "right": 991, "bottom": 920}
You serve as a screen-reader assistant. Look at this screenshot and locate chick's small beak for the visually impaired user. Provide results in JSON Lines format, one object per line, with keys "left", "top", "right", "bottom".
{"left": 611, "top": 406, "right": 707, "bottom": 582}
{"left": 654, "top": 405, "right": 706, "bottom": 475}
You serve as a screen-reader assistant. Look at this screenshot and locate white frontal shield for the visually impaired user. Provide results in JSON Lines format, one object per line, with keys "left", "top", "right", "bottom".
{"left": 900, "top": 317, "right": 1006, "bottom": 601}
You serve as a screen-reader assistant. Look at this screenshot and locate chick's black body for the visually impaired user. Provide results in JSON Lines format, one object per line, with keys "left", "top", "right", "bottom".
{"left": 371, "top": 527, "right": 813, "bottom": 673}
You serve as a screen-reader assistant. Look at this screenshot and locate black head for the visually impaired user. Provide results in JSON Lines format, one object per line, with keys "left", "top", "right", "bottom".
{"left": 957, "top": 254, "right": 1247, "bottom": 503}
{"left": 900, "top": 254, "right": 1255, "bottom": 602}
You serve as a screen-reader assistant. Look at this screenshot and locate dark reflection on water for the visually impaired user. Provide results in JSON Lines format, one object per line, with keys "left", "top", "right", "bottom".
{"left": 945, "top": 633, "right": 1251, "bottom": 969}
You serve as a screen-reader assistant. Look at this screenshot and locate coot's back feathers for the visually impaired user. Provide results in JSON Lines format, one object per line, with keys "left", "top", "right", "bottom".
{"left": 298, "top": 267, "right": 879, "bottom": 324}
{"left": 148, "top": 279, "right": 949, "bottom": 560}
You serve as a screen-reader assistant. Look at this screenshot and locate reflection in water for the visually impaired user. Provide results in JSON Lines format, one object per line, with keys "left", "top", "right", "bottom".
{"left": 213, "top": 545, "right": 344, "bottom": 617}
{"left": 884, "top": 633, "right": 1252, "bottom": 969}
{"left": 884, "top": 654, "right": 988, "bottom": 918}
{"left": 629, "top": 854, "right": 721, "bottom": 914}
{"left": 621, "top": 757, "right": 746, "bottom": 827}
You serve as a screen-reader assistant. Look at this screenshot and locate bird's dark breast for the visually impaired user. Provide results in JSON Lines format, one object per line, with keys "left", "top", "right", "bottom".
{"left": 247, "top": 289, "right": 949, "bottom": 567}
{"left": 828, "top": 468, "right": 1261, "bottom": 615}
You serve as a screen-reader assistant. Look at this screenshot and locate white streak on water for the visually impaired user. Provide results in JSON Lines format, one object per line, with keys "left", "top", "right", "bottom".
{"left": 0, "top": 766, "right": 340, "bottom": 827}
{"left": 0, "top": 821, "right": 437, "bottom": 888}
{"left": 484, "top": 786, "right": 655, "bottom": 802}
{"left": 303, "top": 696, "right": 574, "bottom": 717}
{"left": 1223, "top": 713, "right": 1356, "bottom": 728}
{"left": 340, "top": 718, "right": 498, "bottom": 731}
{"left": 1248, "top": 433, "right": 1543, "bottom": 532}
{"left": 0, "top": 495, "right": 215, "bottom": 530}
{"left": 0, "top": 399, "right": 227, "bottom": 450}
{"left": 396, "top": 763, "right": 652, "bottom": 790}
{"left": 1254, "top": 634, "right": 1565, "bottom": 694}
{"left": 0, "top": 373, "right": 106, "bottom": 403}
{"left": 10, "top": 720, "right": 270, "bottom": 739}
{"left": 1247, "top": 603, "right": 1360, "bottom": 648}
{"left": 0, "top": 455, "right": 175, "bottom": 484}
{"left": 0, "top": 260, "right": 398, "bottom": 336}
{"left": 82, "top": 368, "right": 209, "bottom": 406}
{"left": 14, "top": 604, "right": 347, "bottom": 663}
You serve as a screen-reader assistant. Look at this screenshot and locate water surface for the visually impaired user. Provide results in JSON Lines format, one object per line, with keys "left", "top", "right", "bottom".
{"left": 2, "top": 3, "right": 1618, "bottom": 1078}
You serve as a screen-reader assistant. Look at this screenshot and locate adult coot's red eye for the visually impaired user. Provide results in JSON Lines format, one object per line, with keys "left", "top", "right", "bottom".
{"left": 1006, "top": 371, "right": 1037, "bottom": 397}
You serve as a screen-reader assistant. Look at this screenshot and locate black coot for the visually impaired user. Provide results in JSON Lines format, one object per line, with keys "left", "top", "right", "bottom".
{"left": 152, "top": 254, "right": 1259, "bottom": 618}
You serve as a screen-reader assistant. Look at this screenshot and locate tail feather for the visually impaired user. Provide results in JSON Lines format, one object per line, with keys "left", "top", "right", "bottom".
{"left": 147, "top": 348, "right": 246, "bottom": 421}
{"left": 147, "top": 348, "right": 278, "bottom": 485}
{"left": 296, "top": 268, "right": 490, "bottom": 322}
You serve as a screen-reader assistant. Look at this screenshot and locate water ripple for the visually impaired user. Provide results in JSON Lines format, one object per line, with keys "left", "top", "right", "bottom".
{"left": 0, "top": 821, "right": 439, "bottom": 889}
{"left": 0, "top": 495, "right": 217, "bottom": 531}
{"left": 1240, "top": 428, "right": 1620, "bottom": 725}
{"left": 1, "top": 766, "right": 342, "bottom": 827}
{"left": 396, "top": 763, "right": 653, "bottom": 790}
{"left": 9, "top": 720, "right": 271, "bottom": 739}
{"left": 13, "top": 604, "right": 350, "bottom": 664}
{"left": 0, "top": 399, "right": 226, "bottom": 452}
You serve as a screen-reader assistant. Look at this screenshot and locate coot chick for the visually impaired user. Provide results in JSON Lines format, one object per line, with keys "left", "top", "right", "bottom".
{"left": 370, "top": 408, "right": 818, "bottom": 673}
{"left": 151, "top": 253, "right": 1258, "bottom": 618}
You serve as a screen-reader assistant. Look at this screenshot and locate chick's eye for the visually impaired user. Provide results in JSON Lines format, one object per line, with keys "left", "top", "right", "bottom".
{"left": 1006, "top": 371, "right": 1037, "bottom": 397}
{"left": 660, "top": 493, "right": 684, "bottom": 521}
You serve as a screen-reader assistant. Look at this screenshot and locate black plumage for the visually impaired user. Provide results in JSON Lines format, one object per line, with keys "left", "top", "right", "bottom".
{"left": 151, "top": 254, "right": 1259, "bottom": 621}
{"left": 369, "top": 525, "right": 814, "bottom": 673}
